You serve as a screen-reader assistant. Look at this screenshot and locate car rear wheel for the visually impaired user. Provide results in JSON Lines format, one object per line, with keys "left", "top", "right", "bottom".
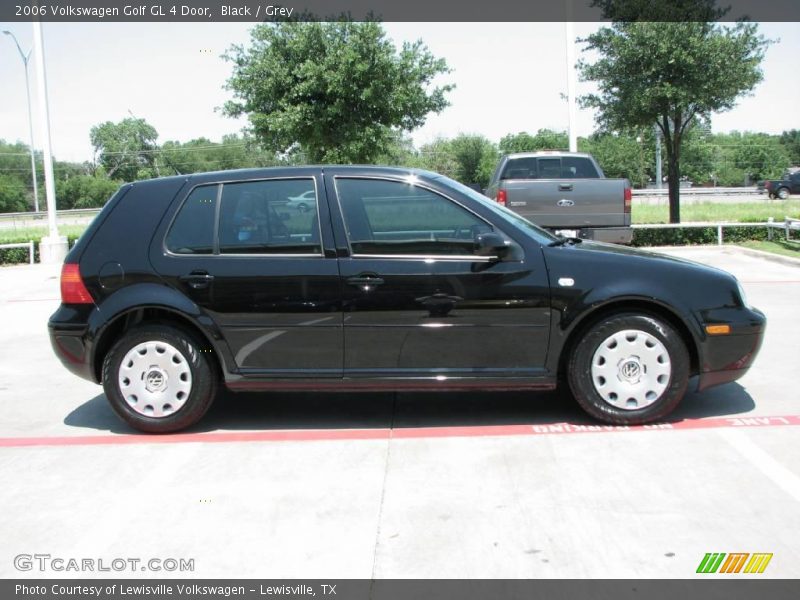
{"left": 777, "top": 187, "right": 790, "bottom": 200}
{"left": 102, "top": 324, "right": 218, "bottom": 433}
{"left": 567, "top": 313, "right": 689, "bottom": 424}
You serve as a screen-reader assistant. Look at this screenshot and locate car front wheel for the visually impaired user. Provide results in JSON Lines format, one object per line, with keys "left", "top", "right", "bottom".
{"left": 567, "top": 313, "right": 690, "bottom": 425}
{"left": 777, "top": 187, "right": 790, "bottom": 200}
{"left": 102, "top": 324, "right": 218, "bottom": 433}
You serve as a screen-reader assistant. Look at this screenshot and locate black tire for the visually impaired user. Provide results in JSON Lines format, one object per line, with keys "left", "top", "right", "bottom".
{"left": 102, "top": 324, "right": 218, "bottom": 433}
{"left": 777, "top": 187, "right": 790, "bottom": 200}
{"left": 567, "top": 313, "right": 690, "bottom": 425}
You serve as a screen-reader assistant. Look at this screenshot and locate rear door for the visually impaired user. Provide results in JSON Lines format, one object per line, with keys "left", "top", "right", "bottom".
{"left": 150, "top": 170, "right": 343, "bottom": 378}
{"left": 324, "top": 171, "right": 551, "bottom": 379}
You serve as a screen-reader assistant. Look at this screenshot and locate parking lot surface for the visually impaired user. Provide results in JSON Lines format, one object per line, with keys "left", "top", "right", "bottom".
{"left": 0, "top": 246, "right": 798, "bottom": 578}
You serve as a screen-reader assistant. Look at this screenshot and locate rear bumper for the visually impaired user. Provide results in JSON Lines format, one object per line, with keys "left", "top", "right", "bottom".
{"left": 48, "top": 305, "right": 97, "bottom": 383}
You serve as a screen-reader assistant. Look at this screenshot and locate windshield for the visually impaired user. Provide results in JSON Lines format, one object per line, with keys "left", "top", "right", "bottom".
{"left": 432, "top": 175, "right": 559, "bottom": 244}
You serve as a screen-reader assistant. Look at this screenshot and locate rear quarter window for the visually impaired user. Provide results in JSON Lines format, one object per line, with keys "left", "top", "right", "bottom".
{"left": 165, "top": 185, "right": 217, "bottom": 254}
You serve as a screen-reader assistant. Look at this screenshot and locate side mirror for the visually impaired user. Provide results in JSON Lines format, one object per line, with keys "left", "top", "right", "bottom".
{"left": 475, "top": 232, "right": 510, "bottom": 260}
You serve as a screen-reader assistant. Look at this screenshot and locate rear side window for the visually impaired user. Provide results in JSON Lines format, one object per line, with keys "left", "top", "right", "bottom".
{"left": 218, "top": 179, "right": 320, "bottom": 255}
{"left": 165, "top": 185, "right": 217, "bottom": 254}
{"left": 336, "top": 178, "right": 492, "bottom": 256}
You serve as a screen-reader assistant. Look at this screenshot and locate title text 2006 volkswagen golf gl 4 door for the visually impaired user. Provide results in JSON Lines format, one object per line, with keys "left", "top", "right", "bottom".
{"left": 49, "top": 166, "right": 766, "bottom": 433}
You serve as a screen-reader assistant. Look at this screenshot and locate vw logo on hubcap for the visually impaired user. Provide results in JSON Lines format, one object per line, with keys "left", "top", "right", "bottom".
{"left": 619, "top": 359, "right": 641, "bottom": 382}
{"left": 145, "top": 368, "right": 167, "bottom": 392}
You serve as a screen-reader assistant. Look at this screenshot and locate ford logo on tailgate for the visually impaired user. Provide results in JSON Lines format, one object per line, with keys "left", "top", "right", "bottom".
{"left": 557, "top": 198, "right": 575, "bottom": 207}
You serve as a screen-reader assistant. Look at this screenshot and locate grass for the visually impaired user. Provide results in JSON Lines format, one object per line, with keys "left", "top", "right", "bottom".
{"left": 0, "top": 225, "right": 88, "bottom": 244}
{"left": 632, "top": 200, "right": 800, "bottom": 224}
{"left": 737, "top": 239, "right": 800, "bottom": 259}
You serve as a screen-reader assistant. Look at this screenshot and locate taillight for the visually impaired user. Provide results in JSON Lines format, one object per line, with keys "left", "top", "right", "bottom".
{"left": 60, "top": 263, "right": 93, "bottom": 304}
{"left": 497, "top": 189, "right": 507, "bottom": 207}
{"left": 624, "top": 186, "right": 632, "bottom": 214}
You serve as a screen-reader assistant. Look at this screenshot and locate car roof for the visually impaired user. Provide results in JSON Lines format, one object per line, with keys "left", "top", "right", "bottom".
{"left": 124, "top": 165, "right": 438, "bottom": 188}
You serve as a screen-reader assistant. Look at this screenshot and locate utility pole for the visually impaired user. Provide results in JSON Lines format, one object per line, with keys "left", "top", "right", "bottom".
{"left": 32, "top": 20, "right": 67, "bottom": 263}
{"left": 3, "top": 30, "right": 40, "bottom": 212}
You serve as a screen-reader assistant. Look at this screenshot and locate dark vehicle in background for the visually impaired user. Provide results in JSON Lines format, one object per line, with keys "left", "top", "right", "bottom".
{"left": 759, "top": 169, "right": 800, "bottom": 199}
{"left": 484, "top": 151, "right": 633, "bottom": 244}
{"left": 49, "top": 166, "right": 765, "bottom": 433}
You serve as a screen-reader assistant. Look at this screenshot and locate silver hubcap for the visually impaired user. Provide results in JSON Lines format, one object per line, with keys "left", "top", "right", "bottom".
{"left": 590, "top": 329, "right": 671, "bottom": 410}
{"left": 118, "top": 341, "right": 192, "bottom": 418}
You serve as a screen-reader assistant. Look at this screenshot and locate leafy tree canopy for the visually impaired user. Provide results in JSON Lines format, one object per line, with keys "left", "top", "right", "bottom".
{"left": 90, "top": 117, "right": 160, "bottom": 182}
{"left": 578, "top": 13, "right": 771, "bottom": 222}
{"left": 222, "top": 19, "right": 453, "bottom": 163}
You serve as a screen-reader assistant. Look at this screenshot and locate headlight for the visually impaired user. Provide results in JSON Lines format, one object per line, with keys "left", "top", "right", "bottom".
{"left": 736, "top": 279, "right": 750, "bottom": 309}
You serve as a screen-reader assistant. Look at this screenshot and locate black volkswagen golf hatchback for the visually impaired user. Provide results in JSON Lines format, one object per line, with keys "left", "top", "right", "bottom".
{"left": 49, "top": 166, "right": 766, "bottom": 433}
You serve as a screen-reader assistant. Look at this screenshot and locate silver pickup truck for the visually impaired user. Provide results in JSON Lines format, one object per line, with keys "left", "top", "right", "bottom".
{"left": 484, "top": 151, "right": 632, "bottom": 244}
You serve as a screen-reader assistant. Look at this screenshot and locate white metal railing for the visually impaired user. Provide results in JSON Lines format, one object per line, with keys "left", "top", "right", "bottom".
{"left": 0, "top": 241, "right": 35, "bottom": 264}
{"left": 632, "top": 186, "right": 760, "bottom": 196}
{"left": 632, "top": 216, "right": 799, "bottom": 245}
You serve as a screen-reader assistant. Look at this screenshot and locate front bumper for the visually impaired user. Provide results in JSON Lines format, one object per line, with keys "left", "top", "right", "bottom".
{"left": 696, "top": 306, "right": 766, "bottom": 391}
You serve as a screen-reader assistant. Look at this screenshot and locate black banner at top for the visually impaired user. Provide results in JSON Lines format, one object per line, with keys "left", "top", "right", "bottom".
{"left": 0, "top": 0, "right": 797, "bottom": 22}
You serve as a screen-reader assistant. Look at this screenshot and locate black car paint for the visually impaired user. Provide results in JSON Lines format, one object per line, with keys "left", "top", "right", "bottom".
{"left": 49, "top": 166, "right": 765, "bottom": 396}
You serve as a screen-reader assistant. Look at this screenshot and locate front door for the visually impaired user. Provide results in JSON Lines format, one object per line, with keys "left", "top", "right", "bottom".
{"left": 324, "top": 172, "right": 550, "bottom": 379}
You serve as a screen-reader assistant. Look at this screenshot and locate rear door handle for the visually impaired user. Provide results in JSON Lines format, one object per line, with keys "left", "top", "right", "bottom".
{"left": 558, "top": 183, "right": 573, "bottom": 191}
{"left": 347, "top": 274, "right": 385, "bottom": 290}
{"left": 179, "top": 271, "right": 214, "bottom": 289}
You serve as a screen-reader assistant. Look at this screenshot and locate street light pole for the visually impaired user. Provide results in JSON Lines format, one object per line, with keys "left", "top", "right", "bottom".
{"left": 3, "top": 30, "right": 40, "bottom": 212}
{"left": 32, "top": 20, "right": 67, "bottom": 263}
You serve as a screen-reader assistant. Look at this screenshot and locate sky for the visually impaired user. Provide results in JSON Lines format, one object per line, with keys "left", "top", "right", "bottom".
{"left": 0, "top": 21, "right": 798, "bottom": 164}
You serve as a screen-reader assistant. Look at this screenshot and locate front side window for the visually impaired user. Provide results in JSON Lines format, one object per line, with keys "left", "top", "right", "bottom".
{"left": 165, "top": 185, "right": 217, "bottom": 254}
{"left": 218, "top": 179, "right": 321, "bottom": 255}
{"left": 336, "top": 178, "right": 492, "bottom": 256}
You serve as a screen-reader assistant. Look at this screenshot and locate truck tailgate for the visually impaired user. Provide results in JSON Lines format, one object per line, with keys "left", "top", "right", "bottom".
{"left": 503, "top": 179, "right": 628, "bottom": 228}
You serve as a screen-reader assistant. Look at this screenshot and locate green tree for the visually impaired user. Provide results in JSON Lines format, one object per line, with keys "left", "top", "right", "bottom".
{"left": 222, "top": 19, "right": 452, "bottom": 163}
{"left": 579, "top": 131, "right": 652, "bottom": 188}
{"left": 578, "top": 18, "right": 771, "bottom": 222}
{"left": 0, "top": 174, "right": 28, "bottom": 212}
{"left": 55, "top": 175, "right": 119, "bottom": 210}
{"left": 90, "top": 117, "right": 160, "bottom": 181}
{"left": 733, "top": 133, "right": 790, "bottom": 183}
{"left": 448, "top": 134, "right": 499, "bottom": 187}
{"left": 779, "top": 129, "right": 800, "bottom": 166}
{"left": 499, "top": 129, "right": 569, "bottom": 154}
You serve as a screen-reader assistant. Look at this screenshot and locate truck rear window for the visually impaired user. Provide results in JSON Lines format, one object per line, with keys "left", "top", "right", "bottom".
{"left": 501, "top": 156, "right": 599, "bottom": 180}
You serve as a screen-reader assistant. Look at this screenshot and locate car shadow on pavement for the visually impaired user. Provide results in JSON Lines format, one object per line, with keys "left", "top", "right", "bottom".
{"left": 64, "top": 377, "right": 756, "bottom": 435}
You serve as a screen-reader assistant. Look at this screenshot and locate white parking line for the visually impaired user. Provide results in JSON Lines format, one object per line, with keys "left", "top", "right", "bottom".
{"left": 717, "top": 428, "right": 800, "bottom": 503}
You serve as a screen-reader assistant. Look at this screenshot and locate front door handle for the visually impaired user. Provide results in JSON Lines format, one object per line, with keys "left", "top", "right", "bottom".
{"left": 179, "top": 271, "right": 214, "bottom": 289}
{"left": 347, "top": 274, "right": 385, "bottom": 291}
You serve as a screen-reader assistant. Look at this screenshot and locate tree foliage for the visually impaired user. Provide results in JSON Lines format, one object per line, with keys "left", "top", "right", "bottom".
{"left": 779, "top": 129, "right": 800, "bottom": 166}
{"left": 578, "top": 17, "right": 771, "bottom": 221}
{"left": 0, "top": 174, "right": 28, "bottom": 212}
{"left": 90, "top": 117, "right": 160, "bottom": 181}
{"left": 499, "top": 129, "right": 568, "bottom": 154}
{"left": 55, "top": 175, "right": 120, "bottom": 209}
{"left": 222, "top": 19, "right": 453, "bottom": 163}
